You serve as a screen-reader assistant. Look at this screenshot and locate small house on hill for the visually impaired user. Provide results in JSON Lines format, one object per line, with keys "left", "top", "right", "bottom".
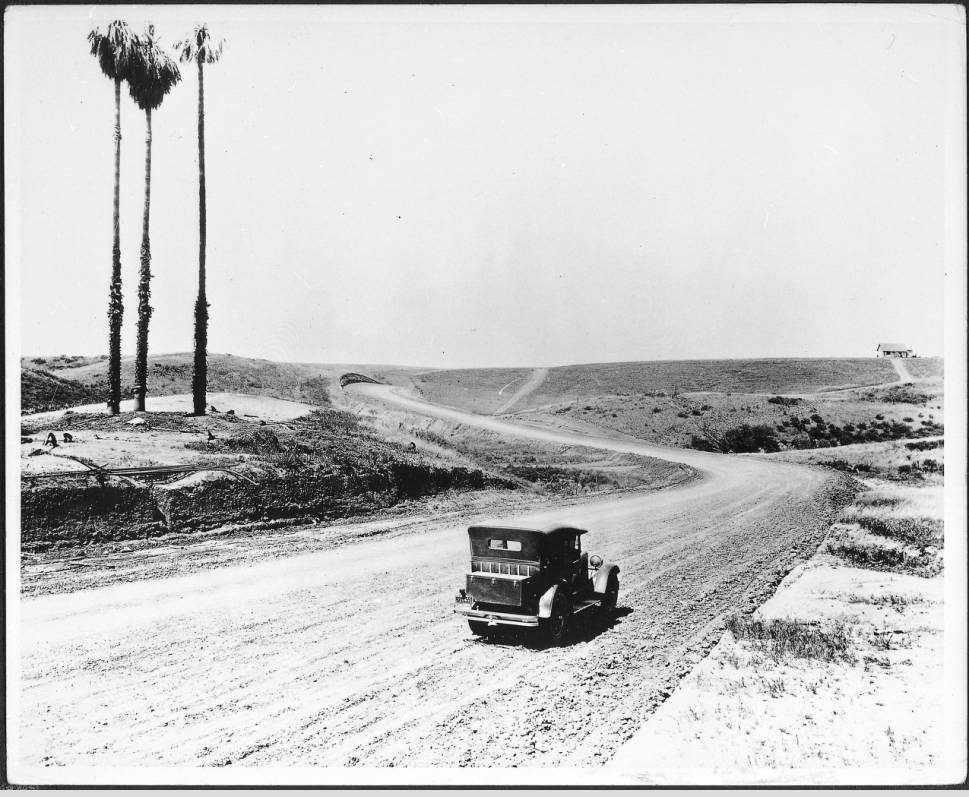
{"left": 876, "top": 343, "right": 913, "bottom": 358}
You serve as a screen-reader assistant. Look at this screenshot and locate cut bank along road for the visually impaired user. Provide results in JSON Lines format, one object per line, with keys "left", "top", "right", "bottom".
{"left": 17, "top": 385, "right": 856, "bottom": 773}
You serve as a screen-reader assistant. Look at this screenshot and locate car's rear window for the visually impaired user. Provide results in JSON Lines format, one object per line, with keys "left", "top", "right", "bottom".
{"left": 488, "top": 539, "right": 522, "bottom": 552}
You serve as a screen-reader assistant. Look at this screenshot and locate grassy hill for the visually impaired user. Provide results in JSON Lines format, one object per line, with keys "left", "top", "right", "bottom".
{"left": 409, "top": 358, "right": 917, "bottom": 414}
{"left": 22, "top": 353, "right": 431, "bottom": 412}
{"left": 21, "top": 368, "right": 104, "bottom": 414}
{"left": 34, "top": 352, "right": 333, "bottom": 407}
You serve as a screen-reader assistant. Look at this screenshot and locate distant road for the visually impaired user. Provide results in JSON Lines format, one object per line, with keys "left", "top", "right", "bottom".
{"left": 890, "top": 357, "right": 912, "bottom": 383}
{"left": 493, "top": 367, "right": 549, "bottom": 415}
{"left": 16, "top": 384, "right": 853, "bottom": 776}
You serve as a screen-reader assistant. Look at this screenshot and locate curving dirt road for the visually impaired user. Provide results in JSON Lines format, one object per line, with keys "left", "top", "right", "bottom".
{"left": 16, "top": 385, "right": 856, "bottom": 775}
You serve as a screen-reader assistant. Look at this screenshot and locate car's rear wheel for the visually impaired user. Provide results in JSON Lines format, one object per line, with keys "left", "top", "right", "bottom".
{"left": 542, "top": 593, "right": 571, "bottom": 647}
{"left": 601, "top": 572, "right": 620, "bottom": 614}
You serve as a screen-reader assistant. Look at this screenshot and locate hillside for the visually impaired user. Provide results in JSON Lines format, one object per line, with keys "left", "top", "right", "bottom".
{"left": 21, "top": 368, "right": 104, "bottom": 414}
{"left": 22, "top": 352, "right": 430, "bottom": 412}
{"left": 409, "top": 358, "right": 923, "bottom": 414}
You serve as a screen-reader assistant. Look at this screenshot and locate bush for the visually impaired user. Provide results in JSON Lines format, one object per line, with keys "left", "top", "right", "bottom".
{"left": 826, "top": 460, "right": 871, "bottom": 474}
{"left": 903, "top": 417, "right": 914, "bottom": 423}
{"left": 690, "top": 436, "right": 719, "bottom": 452}
{"left": 652, "top": 406, "right": 662, "bottom": 413}
{"left": 726, "top": 615, "right": 852, "bottom": 662}
{"left": 767, "top": 395, "right": 802, "bottom": 406}
{"left": 722, "top": 423, "right": 780, "bottom": 453}
{"left": 866, "top": 386, "right": 932, "bottom": 405}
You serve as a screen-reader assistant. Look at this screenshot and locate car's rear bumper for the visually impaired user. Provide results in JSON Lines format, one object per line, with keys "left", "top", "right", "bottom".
{"left": 454, "top": 603, "right": 540, "bottom": 628}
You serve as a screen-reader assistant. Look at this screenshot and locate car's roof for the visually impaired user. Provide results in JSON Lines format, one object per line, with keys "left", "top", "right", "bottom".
{"left": 467, "top": 523, "right": 588, "bottom": 537}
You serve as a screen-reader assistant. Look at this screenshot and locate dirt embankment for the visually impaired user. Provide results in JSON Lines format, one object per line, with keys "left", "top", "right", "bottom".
{"left": 21, "top": 463, "right": 492, "bottom": 551}
{"left": 20, "top": 403, "right": 499, "bottom": 551}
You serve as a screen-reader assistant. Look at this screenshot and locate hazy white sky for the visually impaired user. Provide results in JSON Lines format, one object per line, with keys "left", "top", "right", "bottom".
{"left": 5, "top": 5, "right": 964, "bottom": 367}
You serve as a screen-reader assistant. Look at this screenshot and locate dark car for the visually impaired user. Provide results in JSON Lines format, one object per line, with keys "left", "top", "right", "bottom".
{"left": 454, "top": 523, "right": 620, "bottom": 645}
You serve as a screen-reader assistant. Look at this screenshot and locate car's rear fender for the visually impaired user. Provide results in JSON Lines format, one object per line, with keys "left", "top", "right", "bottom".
{"left": 537, "top": 584, "right": 559, "bottom": 619}
{"left": 593, "top": 563, "right": 620, "bottom": 596}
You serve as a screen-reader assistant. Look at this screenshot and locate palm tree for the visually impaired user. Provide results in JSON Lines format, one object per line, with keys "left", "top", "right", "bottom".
{"left": 175, "top": 25, "right": 223, "bottom": 416}
{"left": 126, "top": 26, "right": 181, "bottom": 412}
{"left": 87, "top": 20, "right": 137, "bottom": 415}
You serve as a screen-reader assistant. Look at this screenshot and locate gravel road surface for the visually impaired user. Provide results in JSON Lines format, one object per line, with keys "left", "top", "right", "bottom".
{"left": 16, "top": 385, "right": 856, "bottom": 772}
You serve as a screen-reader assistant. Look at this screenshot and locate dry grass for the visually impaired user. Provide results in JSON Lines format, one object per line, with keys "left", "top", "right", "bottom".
{"left": 826, "top": 537, "right": 924, "bottom": 572}
{"left": 725, "top": 615, "right": 854, "bottom": 662}
{"left": 846, "top": 593, "right": 925, "bottom": 612}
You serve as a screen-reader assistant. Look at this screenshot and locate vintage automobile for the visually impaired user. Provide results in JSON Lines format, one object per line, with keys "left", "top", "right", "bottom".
{"left": 454, "top": 523, "right": 620, "bottom": 645}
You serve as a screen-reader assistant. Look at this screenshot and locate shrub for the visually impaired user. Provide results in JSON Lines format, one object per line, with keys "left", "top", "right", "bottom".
{"left": 767, "top": 395, "right": 802, "bottom": 406}
{"left": 875, "top": 414, "right": 885, "bottom": 420}
{"left": 690, "top": 436, "right": 719, "bottom": 452}
{"left": 677, "top": 411, "right": 689, "bottom": 419}
{"left": 869, "top": 386, "right": 932, "bottom": 405}
{"left": 903, "top": 417, "right": 914, "bottom": 423}
{"left": 652, "top": 406, "right": 662, "bottom": 413}
{"left": 810, "top": 413, "right": 825, "bottom": 424}
{"left": 691, "top": 409, "right": 702, "bottom": 416}
{"left": 826, "top": 460, "right": 871, "bottom": 474}
{"left": 722, "top": 424, "right": 781, "bottom": 453}
{"left": 726, "top": 615, "right": 852, "bottom": 662}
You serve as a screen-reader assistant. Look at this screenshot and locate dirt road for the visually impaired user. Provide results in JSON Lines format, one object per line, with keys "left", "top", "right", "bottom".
{"left": 494, "top": 367, "right": 549, "bottom": 415}
{"left": 16, "top": 386, "right": 856, "bottom": 774}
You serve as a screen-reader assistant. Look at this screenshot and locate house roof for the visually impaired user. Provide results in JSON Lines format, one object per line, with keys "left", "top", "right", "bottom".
{"left": 876, "top": 343, "right": 911, "bottom": 351}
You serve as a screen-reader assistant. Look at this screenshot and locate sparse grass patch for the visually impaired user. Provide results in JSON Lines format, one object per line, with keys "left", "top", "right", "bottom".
{"left": 855, "top": 493, "right": 905, "bottom": 510}
{"left": 725, "top": 615, "right": 853, "bottom": 662}
{"left": 845, "top": 593, "right": 925, "bottom": 612}
{"left": 855, "top": 515, "right": 942, "bottom": 547}
{"left": 826, "top": 536, "right": 938, "bottom": 575}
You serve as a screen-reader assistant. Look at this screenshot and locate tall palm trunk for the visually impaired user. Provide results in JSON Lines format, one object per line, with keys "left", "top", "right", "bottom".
{"left": 108, "top": 77, "right": 124, "bottom": 415}
{"left": 192, "top": 58, "right": 208, "bottom": 416}
{"left": 135, "top": 108, "right": 153, "bottom": 412}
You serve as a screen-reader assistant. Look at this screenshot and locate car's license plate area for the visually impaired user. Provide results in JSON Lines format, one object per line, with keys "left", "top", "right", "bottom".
{"left": 467, "top": 573, "right": 523, "bottom": 607}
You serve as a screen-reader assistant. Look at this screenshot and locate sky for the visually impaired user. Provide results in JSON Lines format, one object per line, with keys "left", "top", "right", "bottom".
{"left": 5, "top": 5, "right": 964, "bottom": 368}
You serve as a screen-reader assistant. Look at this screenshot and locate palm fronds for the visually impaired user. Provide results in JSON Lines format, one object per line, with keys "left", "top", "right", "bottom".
{"left": 87, "top": 20, "right": 137, "bottom": 81}
{"left": 127, "top": 26, "right": 182, "bottom": 111}
{"left": 174, "top": 24, "right": 224, "bottom": 65}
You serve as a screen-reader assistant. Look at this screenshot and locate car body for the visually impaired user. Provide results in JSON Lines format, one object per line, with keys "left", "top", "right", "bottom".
{"left": 454, "top": 523, "right": 620, "bottom": 644}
